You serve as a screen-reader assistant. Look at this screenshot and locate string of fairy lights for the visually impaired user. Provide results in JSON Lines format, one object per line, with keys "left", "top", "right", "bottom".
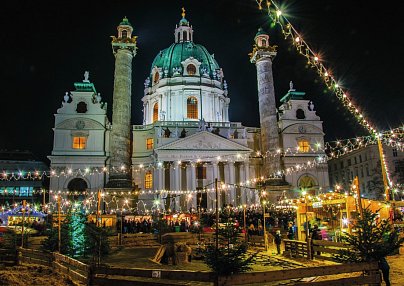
{"left": 1, "top": 127, "right": 402, "bottom": 183}
{"left": 255, "top": 0, "right": 378, "bottom": 135}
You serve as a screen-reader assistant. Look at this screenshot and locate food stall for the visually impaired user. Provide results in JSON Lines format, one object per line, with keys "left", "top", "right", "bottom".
{"left": 296, "top": 193, "right": 390, "bottom": 241}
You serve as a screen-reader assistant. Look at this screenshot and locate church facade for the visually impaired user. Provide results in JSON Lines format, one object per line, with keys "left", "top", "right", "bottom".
{"left": 48, "top": 13, "right": 329, "bottom": 212}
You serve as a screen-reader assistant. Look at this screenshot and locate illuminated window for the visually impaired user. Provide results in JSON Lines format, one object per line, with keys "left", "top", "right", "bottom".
{"left": 146, "top": 138, "right": 154, "bottom": 150}
{"left": 187, "top": 97, "right": 198, "bottom": 119}
{"left": 73, "top": 137, "right": 87, "bottom": 149}
{"left": 153, "top": 103, "right": 159, "bottom": 122}
{"left": 298, "top": 139, "right": 310, "bottom": 153}
{"left": 145, "top": 171, "right": 153, "bottom": 189}
{"left": 153, "top": 72, "right": 159, "bottom": 84}
{"left": 186, "top": 64, "right": 196, "bottom": 75}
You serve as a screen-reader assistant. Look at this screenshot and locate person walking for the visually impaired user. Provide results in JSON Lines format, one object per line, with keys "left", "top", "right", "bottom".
{"left": 287, "top": 222, "right": 295, "bottom": 240}
{"left": 274, "top": 230, "right": 282, "bottom": 255}
{"left": 378, "top": 257, "right": 391, "bottom": 286}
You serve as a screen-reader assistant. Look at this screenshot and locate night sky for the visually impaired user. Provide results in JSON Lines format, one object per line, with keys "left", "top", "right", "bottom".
{"left": 1, "top": 0, "right": 403, "bottom": 163}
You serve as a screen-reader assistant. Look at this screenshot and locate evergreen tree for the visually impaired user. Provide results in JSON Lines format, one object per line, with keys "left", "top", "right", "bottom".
{"left": 335, "top": 207, "right": 404, "bottom": 263}
{"left": 204, "top": 210, "right": 256, "bottom": 275}
{"left": 41, "top": 220, "right": 69, "bottom": 254}
{"left": 68, "top": 212, "right": 87, "bottom": 258}
{"left": 85, "top": 221, "right": 110, "bottom": 261}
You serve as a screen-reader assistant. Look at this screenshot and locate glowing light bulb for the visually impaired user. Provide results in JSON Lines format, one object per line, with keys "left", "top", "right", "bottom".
{"left": 276, "top": 10, "right": 282, "bottom": 17}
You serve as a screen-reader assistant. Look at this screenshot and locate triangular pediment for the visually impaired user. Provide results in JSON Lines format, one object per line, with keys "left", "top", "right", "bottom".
{"left": 155, "top": 131, "right": 252, "bottom": 152}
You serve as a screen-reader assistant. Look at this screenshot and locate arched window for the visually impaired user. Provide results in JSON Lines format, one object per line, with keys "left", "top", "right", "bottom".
{"left": 153, "top": 72, "right": 160, "bottom": 84}
{"left": 186, "top": 64, "right": 196, "bottom": 75}
{"left": 187, "top": 97, "right": 198, "bottom": 119}
{"left": 183, "top": 31, "right": 188, "bottom": 41}
{"left": 122, "top": 30, "right": 128, "bottom": 38}
{"left": 298, "top": 139, "right": 310, "bottom": 153}
{"left": 296, "top": 108, "right": 305, "bottom": 119}
{"left": 67, "top": 178, "right": 88, "bottom": 191}
{"left": 144, "top": 171, "right": 153, "bottom": 189}
{"left": 153, "top": 103, "right": 159, "bottom": 123}
{"left": 298, "top": 175, "right": 317, "bottom": 189}
{"left": 261, "top": 39, "right": 267, "bottom": 46}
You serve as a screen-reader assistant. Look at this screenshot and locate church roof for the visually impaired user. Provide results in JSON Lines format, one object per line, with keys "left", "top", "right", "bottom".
{"left": 150, "top": 42, "right": 220, "bottom": 78}
{"left": 119, "top": 17, "right": 132, "bottom": 27}
{"left": 255, "top": 27, "right": 268, "bottom": 38}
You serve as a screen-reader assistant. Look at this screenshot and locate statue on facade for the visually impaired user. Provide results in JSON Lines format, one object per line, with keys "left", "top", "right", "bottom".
{"left": 309, "top": 101, "right": 315, "bottom": 111}
{"left": 83, "top": 71, "right": 90, "bottom": 83}
{"left": 157, "top": 126, "right": 162, "bottom": 138}
{"left": 173, "top": 126, "right": 179, "bottom": 138}
{"left": 233, "top": 129, "right": 239, "bottom": 139}
{"left": 212, "top": 127, "right": 220, "bottom": 136}
{"left": 289, "top": 80, "right": 295, "bottom": 91}
{"left": 144, "top": 77, "right": 150, "bottom": 88}
{"left": 163, "top": 127, "right": 171, "bottom": 138}
{"left": 198, "top": 118, "right": 207, "bottom": 131}
{"left": 180, "top": 128, "right": 188, "bottom": 138}
{"left": 64, "top": 92, "right": 70, "bottom": 103}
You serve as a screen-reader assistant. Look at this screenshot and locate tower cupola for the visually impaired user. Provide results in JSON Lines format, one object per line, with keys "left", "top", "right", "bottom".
{"left": 117, "top": 16, "right": 133, "bottom": 39}
{"left": 174, "top": 8, "right": 194, "bottom": 43}
{"left": 254, "top": 27, "right": 270, "bottom": 48}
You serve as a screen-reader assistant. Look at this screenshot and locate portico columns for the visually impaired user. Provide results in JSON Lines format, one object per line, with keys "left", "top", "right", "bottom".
{"left": 228, "top": 161, "right": 235, "bottom": 205}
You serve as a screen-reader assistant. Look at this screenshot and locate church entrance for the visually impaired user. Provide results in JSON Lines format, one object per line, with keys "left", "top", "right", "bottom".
{"left": 67, "top": 178, "right": 88, "bottom": 201}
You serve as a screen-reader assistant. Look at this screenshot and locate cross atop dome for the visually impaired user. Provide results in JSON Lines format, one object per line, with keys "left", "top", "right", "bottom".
{"left": 175, "top": 7, "right": 193, "bottom": 42}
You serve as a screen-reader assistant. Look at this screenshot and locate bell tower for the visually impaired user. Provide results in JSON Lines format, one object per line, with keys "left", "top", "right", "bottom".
{"left": 107, "top": 17, "right": 137, "bottom": 188}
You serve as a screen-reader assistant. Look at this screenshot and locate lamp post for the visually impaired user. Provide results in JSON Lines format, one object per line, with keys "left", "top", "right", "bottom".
{"left": 57, "top": 195, "right": 61, "bottom": 253}
{"left": 243, "top": 204, "right": 247, "bottom": 241}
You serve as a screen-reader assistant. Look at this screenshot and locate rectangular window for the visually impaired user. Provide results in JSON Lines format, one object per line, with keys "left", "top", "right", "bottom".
{"left": 144, "top": 171, "right": 153, "bottom": 189}
{"left": 347, "top": 159, "right": 351, "bottom": 166}
{"left": 73, "top": 137, "right": 86, "bottom": 149}
{"left": 354, "top": 157, "right": 357, "bottom": 164}
{"left": 196, "top": 166, "right": 206, "bottom": 180}
{"left": 298, "top": 140, "right": 310, "bottom": 153}
{"left": 366, "top": 164, "right": 370, "bottom": 176}
{"left": 360, "top": 166, "right": 364, "bottom": 178}
{"left": 334, "top": 164, "right": 337, "bottom": 171}
{"left": 340, "top": 161, "right": 344, "bottom": 169}
{"left": 393, "top": 148, "right": 398, "bottom": 157}
{"left": 395, "top": 161, "right": 400, "bottom": 173}
{"left": 359, "top": 155, "right": 362, "bottom": 163}
{"left": 146, "top": 138, "right": 154, "bottom": 150}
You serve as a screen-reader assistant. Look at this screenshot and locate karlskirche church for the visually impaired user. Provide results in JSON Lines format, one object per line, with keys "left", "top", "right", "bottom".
{"left": 48, "top": 12, "right": 329, "bottom": 212}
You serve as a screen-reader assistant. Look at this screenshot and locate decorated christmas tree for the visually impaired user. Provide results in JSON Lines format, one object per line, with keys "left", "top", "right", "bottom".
{"left": 335, "top": 206, "right": 403, "bottom": 263}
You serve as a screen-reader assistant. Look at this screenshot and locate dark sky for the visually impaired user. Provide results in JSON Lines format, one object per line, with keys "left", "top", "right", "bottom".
{"left": 1, "top": 0, "right": 403, "bottom": 163}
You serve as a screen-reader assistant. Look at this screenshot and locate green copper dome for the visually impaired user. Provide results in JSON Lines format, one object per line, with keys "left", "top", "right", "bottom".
{"left": 150, "top": 42, "right": 220, "bottom": 78}
{"left": 120, "top": 17, "right": 132, "bottom": 27}
{"left": 255, "top": 27, "right": 268, "bottom": 37}
{"left": 179, "top": 17, "right": 189, "bottom": 26}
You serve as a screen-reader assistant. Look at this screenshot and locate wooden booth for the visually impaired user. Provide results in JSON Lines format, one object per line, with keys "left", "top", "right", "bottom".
{"left": 296, "top": 193, "right": 390, "bottom": 241}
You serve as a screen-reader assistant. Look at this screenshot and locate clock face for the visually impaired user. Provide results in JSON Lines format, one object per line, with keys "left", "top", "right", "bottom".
{"left": 76, "top": 120, "right": 85, "bottom": 130}
{"left": 298, "top": 125, "right": 306, "bottom": 133}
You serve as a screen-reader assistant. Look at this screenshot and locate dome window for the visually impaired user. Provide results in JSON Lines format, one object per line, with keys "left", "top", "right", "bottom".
{"left": 187, "top": 97, "right": 198, "bottom": 119}
{"left": 296, "top": 108, "right": 305, "bottom": 119}
{"left": 183, "top": 31, "right": 188, "bottom": 41}
{"left": 153, "top": 72, "right": 160, "bottom": 84}
{"left": 186, "top": 64, "right": 196, "bottom": 75}
{"left": 121, "top": 30, "right": 128, "bottom": 39}
{"left": 153, "top": 102, "right": 159, "bottom": 123}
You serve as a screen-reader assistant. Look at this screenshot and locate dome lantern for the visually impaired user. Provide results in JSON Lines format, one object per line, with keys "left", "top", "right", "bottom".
{"left": 174, "top": 8, "right": 193, "bottom": 43}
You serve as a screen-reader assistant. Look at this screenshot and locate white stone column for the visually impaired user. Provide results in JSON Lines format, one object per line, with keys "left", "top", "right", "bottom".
{"left": 174, "top": 161, "right": 181, "bottom": 210}
{"left": 240, "top": 163, "right": 246, "bottom": 205}
{"left": 228, "top": 161, "right": 236, "bottom": 205}
{"left": 158, "top": 164, "right": 164, "bottom": 192}
{"left": 244, "top": 162, "right": 251, "bottom": 204}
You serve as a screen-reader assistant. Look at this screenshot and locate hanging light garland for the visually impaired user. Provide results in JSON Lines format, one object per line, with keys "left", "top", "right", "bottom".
{"left": 254, "top": 1, "right": 404, "bottom": 136}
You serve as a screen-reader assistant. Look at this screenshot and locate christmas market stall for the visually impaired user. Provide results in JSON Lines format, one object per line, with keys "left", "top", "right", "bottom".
{"left": 296, "top": 192, "right": 390, "bottom": 241}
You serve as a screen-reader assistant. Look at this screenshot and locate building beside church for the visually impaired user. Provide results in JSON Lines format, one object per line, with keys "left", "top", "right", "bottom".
{"left": 48, "top": 12, "right": 329, "bottom": 213}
